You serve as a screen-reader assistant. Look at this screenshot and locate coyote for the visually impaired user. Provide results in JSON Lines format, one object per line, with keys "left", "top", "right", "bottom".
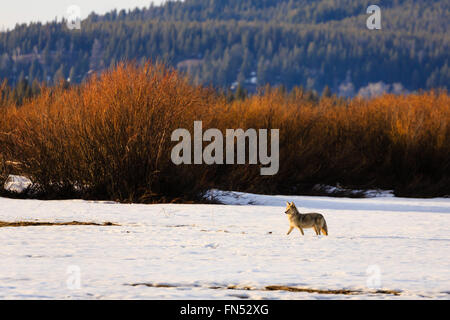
{"left": 284, "top": 202, "right": 328, "bottom": 236}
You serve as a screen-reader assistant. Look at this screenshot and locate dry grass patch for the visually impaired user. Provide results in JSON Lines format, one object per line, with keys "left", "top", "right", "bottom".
{"left": 0, "top": 221, "right": 119, "bottom": 227}
{"left": 128, "top": 282, "right": 402, "bottom": 296}
{"left": 264, "top": 285, "right": 401, "bottom": 296}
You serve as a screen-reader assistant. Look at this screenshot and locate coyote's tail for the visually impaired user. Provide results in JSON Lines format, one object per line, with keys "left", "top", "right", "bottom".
{"left": 322, "top": 219, "right": 328, "bottom": 236}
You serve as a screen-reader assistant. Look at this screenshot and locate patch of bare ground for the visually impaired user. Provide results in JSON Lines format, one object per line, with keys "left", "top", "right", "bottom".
{"left": 0, "top": 221, "right": 119, "bottom": 227}
{"left": 166, "top": 224, "right": 197, "bottom": 228}
{"left": 129, "top": 283, "right": 178, "bottom": 288}
{"left": 264, "top": 285, "right": 401, "bottom": 296}
{"left": 127, "top": 283, "right": 401, "bottom": 296}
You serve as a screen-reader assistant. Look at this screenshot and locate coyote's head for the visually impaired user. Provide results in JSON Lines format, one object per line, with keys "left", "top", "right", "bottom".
{"left": 285, "top": 201, "right": 298, "bottom": 215}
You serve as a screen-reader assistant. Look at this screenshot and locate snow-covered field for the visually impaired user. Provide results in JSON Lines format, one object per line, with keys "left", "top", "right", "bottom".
{"left": 0, "top": 191, "right": 449, "bottom": 299}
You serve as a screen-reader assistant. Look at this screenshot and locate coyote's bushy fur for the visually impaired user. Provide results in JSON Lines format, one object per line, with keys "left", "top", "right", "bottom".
{"left": 285, "top": 202, "right": 328, "bottom": 236}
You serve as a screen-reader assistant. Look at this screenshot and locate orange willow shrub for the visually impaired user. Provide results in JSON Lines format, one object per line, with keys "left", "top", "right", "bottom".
{"left": 0, "top": 110, "right": 6, "bottom": 186}
{"left": 0, "top": 104, "right": 16, "bottom": 188}
{"left": 0, "top": 62, "right": 449, "bottom": 200}
{"left": 1, "top": 63, "right": 217, "bottom": 202}
{"left": 212, "top": 88, "right": 450, "bottom": 196}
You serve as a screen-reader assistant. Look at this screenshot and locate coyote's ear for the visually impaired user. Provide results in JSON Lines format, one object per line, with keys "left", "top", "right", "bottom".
{"left": 291, "top": 202, "right": 295, "bottom": 206}
{"left": 286, "top": 201, "right": 290, "bottom": 207}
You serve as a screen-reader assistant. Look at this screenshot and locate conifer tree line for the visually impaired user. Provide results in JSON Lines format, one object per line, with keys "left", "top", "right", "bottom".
{"left": 0, "top": 0, "right": 448, "bottom": 99}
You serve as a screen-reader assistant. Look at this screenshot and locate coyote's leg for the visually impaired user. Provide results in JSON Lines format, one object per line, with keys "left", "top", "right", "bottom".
{"left": 287, "top": 226, "right": 294, "bottom": 235}
{"left": 298, "top": 227, "right": 304, "bottom": 236}
{"left": 321, "top": 228, "right": 328, "bottom": 236}
{"left": 313, "top": 225, "right": 320, "bottom": 235}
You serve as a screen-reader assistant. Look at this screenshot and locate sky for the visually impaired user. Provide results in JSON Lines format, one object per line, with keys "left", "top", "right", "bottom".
{"left": 0, "top": 0, "right": 165, "bottom": 31}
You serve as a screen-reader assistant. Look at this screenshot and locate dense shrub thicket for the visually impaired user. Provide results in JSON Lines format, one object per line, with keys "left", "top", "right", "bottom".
{"left": 0, "top": 63, "right": 449, "bottom": 201}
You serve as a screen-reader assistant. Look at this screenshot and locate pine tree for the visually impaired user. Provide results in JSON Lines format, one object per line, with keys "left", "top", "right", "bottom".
{"left": 235, "top": 83, "right": 247, "bottom": 100}
{"left": 322, "top": 85, "right": 332, "bottom": 98}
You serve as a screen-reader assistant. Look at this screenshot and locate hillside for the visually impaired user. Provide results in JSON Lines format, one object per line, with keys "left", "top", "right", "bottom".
{"left": 0, "top": 0, "right": 449, "bottom": 94}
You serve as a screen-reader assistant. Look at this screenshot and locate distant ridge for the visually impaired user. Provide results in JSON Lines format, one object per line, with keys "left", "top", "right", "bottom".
{"left": 0, "top": 0, "right": 448, "bottom": 93}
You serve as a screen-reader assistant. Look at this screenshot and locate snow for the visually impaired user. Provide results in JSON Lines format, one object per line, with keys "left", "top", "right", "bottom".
{"left": 0, "top": 192, "right": 449, "bottom": 299}
{"left": 4, "top": 175, "right": 32, "bottom": 193}
{"left": 311, "top": 184, "right": 394, "bottom": 197}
